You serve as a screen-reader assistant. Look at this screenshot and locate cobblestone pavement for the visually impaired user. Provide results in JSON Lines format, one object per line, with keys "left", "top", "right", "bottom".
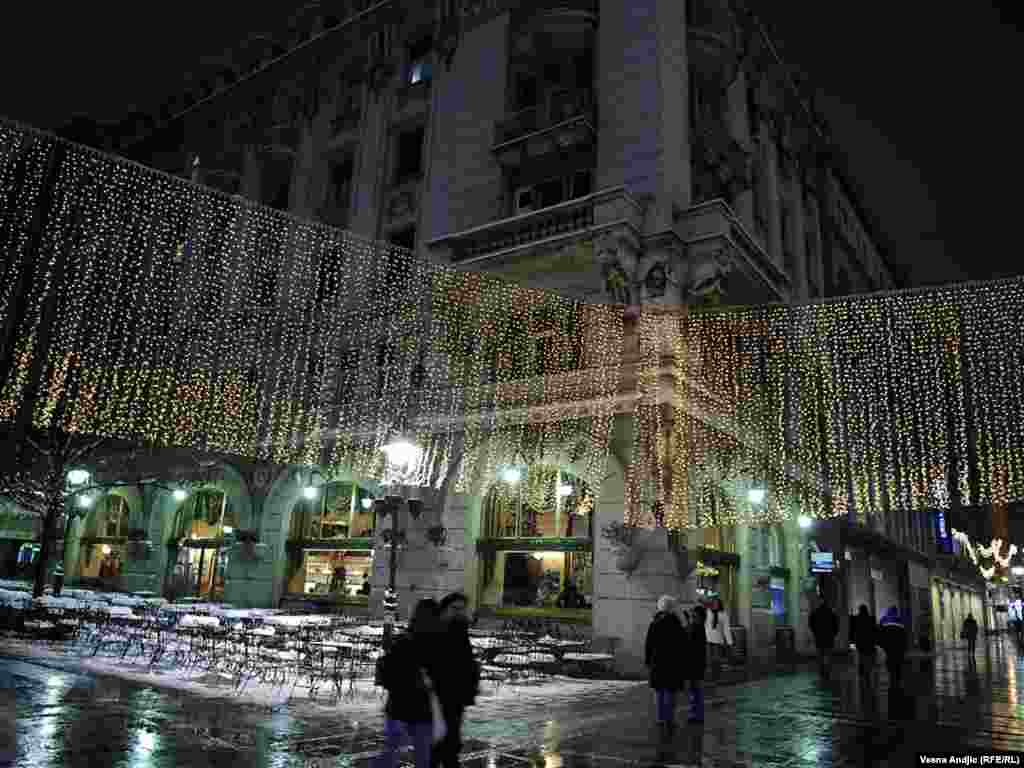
{"left": 4, "top": 636, "right": 1024, "bottom": 767}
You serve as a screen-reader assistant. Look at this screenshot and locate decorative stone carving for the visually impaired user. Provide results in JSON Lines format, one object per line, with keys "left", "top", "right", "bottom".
{"left": 644, "top": 263, "right": 668, "bottom": 298}
{"left": 682, "top": 248, "right": 733, "bottom": 303}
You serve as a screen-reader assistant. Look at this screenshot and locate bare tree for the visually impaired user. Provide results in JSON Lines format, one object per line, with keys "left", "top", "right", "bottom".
{"left": 0, "top": 424, "right": 106, "bottom": 597}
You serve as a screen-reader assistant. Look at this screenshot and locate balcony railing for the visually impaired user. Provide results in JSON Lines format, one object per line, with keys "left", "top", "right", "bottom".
{"left": 425, "top": 186, "right": 643, "bottom": 266}
{"left": 494, "top": 88, "right": 595, "bottom": 147}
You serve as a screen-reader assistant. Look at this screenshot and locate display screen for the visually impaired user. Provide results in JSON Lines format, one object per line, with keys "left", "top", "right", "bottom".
{"left": 811, "top": 552, "right": 834, "bottom": 573}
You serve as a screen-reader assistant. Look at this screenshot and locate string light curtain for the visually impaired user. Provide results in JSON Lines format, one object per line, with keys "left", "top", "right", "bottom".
{"left": 658, "top": 279, "right": 1024, "bottom": 529}
{"left": 0, "top": 119, "right": 623, "bottom": 501}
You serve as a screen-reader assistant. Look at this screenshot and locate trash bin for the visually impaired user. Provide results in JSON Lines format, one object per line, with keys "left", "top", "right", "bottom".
{"left": 776, "top": 626, "right": 795, "bottom": 663}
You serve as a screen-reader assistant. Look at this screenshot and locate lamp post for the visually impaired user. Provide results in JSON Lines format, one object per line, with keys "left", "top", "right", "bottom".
{"left": 378, "top": 438, "right": 421, "bottom": 651}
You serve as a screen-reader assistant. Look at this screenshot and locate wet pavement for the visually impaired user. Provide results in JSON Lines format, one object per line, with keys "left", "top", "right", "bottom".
{"left": 4, "top": 636, "right": 1024, "bottom": 767}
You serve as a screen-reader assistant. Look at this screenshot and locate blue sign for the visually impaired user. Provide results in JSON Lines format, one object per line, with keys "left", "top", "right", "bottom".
{"left": 935, "top": 511, "right": 952, "bottom": 554}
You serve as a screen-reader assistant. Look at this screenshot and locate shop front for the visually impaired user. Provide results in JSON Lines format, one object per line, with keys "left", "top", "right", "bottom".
{"left": 475, "top": 466, "right": 594, "bottom": 620}
{"left": 76, "top": 493, "right": 131, "bottom": 590}
{"left": 282, "top": 480, "right": 377, "bottom": 609}
{"left": 166, "top": 488, "right": 235, "bottom": 601}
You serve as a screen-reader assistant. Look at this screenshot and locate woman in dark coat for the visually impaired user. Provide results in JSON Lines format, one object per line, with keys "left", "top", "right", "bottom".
{"left": 376, "top": 599, "right": 441, "bottom": 768}
{"left": 687, "top": 605, "right": 708, "bottom": 723}
{"left": 645, "top": 595, "right": 687, "bottom": 738}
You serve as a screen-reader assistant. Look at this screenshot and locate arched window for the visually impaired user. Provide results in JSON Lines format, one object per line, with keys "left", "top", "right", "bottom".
{"left": 289, "top": 482, "right": 376, "bottom": 540}
{"left": 481, "top": 465, "right": 592, "bottom": 540}
{"left": 174, "top": 489, "right": 235, "bottom": 540}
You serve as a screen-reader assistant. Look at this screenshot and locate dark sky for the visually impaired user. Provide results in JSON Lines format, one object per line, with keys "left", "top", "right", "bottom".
{"left": 2, "top": 2, "right": 1021, "bottom": 287}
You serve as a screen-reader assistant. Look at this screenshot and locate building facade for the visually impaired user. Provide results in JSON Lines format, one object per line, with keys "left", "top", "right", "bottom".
{"left": 22, "top": 0, "right": 935, "bottom": 669}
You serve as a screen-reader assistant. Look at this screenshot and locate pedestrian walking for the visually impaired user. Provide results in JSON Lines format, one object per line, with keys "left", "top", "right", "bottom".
{"left": 878, "top": 606, "right": 908, "bottom": 691}
{"left": 962, "top": 613, "right": 979, "bottom": 659}
{"left": 704, "top": 597, "right": 733, "bottom": 681}
{"left": 809, "top": 598, "right": 839, "bottom": 678}
{"left": 376, "top": 599, "right": 443, "bottom": 768}
{"left": 431, "top": 592, "right": 479, "bottom": 768}
{"left": 645, "top": 595, "right": 687, "bottom": 740}
{"left": 850, "top": 605, "right": 877, "bottom": 686}
{"left": 686, "top": 604, "right": 708, "bottom": 724}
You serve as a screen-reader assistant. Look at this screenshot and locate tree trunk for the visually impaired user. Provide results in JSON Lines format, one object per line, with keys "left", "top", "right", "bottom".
{"left": 32, "top": 487, "right": 64, "bottom": 598}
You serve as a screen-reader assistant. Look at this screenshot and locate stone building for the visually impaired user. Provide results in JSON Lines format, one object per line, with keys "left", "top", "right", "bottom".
{"left": 24, "top": 0, "right": 949, "bottom": 669}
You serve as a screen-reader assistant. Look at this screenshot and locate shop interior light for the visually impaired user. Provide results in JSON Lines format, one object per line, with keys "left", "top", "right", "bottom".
{"left": 102, "top": 544, "right": 112, "bottom": 555}
{"left": 798, "top": 515, "right": 812, "bottom": 529}
{"left": 747, "top": 488, "right": 766, "bottom": 505}
{"left": 361, "top": 498, "right": 373, "bottom": 510}
{"left": 172, "top": 489, "right": 188, "bottom": 501}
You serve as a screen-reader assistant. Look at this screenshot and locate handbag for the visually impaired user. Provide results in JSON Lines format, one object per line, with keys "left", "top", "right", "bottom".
{"left": 421, "top": 670, "right": 447, "bottom": 744}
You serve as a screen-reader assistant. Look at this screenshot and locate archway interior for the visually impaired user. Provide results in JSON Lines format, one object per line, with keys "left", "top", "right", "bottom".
{"left": 77, "top": 494, "right": 130, "bottom": 583}
{"left": 284, "top": 481, "right": 377, "bottom": 603}
{"left": 169, "top": 489, "right": 235, "bottom": 601}
{"left": 478, "top": 463, "right": 594, "bottom": 616}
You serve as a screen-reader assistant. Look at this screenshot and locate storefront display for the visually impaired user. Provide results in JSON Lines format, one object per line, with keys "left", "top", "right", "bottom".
{"left": 286, "top": 550, "right": 373, "bottom": 600}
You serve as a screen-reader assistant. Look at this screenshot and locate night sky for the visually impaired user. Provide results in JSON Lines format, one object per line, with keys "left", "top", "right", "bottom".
{"left": 2, "top": 2, "right": 1021, "bottom": 287}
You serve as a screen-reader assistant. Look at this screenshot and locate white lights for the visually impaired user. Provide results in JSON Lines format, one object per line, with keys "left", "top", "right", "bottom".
{"left": 302, "top": 485, "right": 319, "bottom": 500}
{"left": 361, "top": 498, "right": 373, "bottom": 510}
{"left": 747, "top": 488, "right": 766, "bottom": 505}
{"left": 66, "top": 469, "right": 89, "bottom": 486}
{"left": 502, "top": 468, "right": 521, "bottom": 485}
{"left": 381, "top": 440, "right": 420, "bottom": 469}
{"left": 557, "top": 484, "right": 574, "bottom": 497}
{"left": 77, "top": 495, "right": 93, "bottom": 509}
{"left": 172, "top": 489, "right": 188, "bottom": 501}
{"left": 798, "top": 515, "right": 812, "bottom": 529}
{"left": 223, "top": 526, "right": 234, "bottom": 535}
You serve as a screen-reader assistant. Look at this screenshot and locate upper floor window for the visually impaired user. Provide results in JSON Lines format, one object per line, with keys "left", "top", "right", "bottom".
{"left": 481, "top": 466, "right": 593, "bottom": 539}
{"left": 394, "top": 126, "right": 425, "bottom": 183}
{"left": 91, "top": 494, "right": 130, "bottom": 538}
{"left": 407, "top": 38, "right": 433, "bottom": 85}
{"left": 512, "top": 169, "right": 592, "bottom": 215}
{"left": 174, "top": 489, "right": 236, "bottom": 541}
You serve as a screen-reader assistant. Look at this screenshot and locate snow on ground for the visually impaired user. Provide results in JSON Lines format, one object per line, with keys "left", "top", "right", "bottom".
{"left": 0, "top": 635, "right": 640, "bottom": 733}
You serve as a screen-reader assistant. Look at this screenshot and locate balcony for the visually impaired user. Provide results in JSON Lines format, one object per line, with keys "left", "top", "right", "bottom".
{"left": 425, "top": 186, "right": 643, "bottom": 267}
{"left": 673, "top": 198, "right": 791, "bottom": 305}
{"left": 492, "top": 89, "right": 596, "bottom": 167}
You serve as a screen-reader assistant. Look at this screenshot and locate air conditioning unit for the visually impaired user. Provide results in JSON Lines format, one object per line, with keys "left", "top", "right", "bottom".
{"left": 513, "top": 186, "right": 535, "bottom": 215}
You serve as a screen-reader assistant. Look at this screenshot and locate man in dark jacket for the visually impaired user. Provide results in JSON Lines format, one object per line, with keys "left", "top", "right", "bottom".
{"left": 878, "top": 606, "right": 908, "bottom": 690}
{"left": 645, "top": 595, "right": 688, "bottom": 739}
{"left": 686, "top": 605, "right": 708, "bottom": 724}
{"left": 432, "top": 592, "right": 479, "bottom": 768}
{"left": 962, "top": 613, "right": 979, "bottom": 660}
{"left": 809, "top": 598, "right": 839, "bottom": 678}
{"left": 377, "top": 599, "right": 440, "bottom": 768}
{"left": 850, "top": 605, "right": 877, "bottom": 686}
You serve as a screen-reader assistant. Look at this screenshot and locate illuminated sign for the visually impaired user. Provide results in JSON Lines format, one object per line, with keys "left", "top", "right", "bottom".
{"left": 811, "top": 552, "right": 834, "bottom": 573}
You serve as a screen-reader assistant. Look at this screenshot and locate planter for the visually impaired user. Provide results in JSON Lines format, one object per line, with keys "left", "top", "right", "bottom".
{"left": 126, "top": 540, "right": 153, "bottom": 561}
{"left": 237, "top": 541, "right": 268, "bottom": 562}
{"left": 614, "top": 545, "right": 643, "bottom": 575}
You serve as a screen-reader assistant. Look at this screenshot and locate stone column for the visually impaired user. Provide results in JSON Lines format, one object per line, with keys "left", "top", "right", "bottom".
{"left": 726, "top": 68, "right": 755, "bottom": 231}
{"left": 735, "top": 522, "right": 753, "bottom": 651}
{"left": 788, "top": 176, "right": 809, "bottom": 301}
{"left": 763, "top": 139, "right": 783, "bottom": 270}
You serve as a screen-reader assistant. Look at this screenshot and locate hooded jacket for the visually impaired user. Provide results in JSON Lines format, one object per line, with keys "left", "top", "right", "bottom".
{"left": 878, "top": 607, "right": 907, "bottom": 659}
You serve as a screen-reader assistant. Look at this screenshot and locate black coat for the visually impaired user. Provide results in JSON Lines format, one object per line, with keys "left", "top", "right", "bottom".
{"left": 850, "top": 613, "right": 877, "bottom": 653}
{"left": 433, "top": 621, "right": 480, "bottom": 708}
{"left": 962, "top": 617, "right": 978, "bottom": 639}
{"left": 878, "top": 623, "right": 907, "bottom": 661}
{"left": 645, "top": 611, "right": 687, "bottom": 690}
{"left": 685, "top": 620, "right": 707, "bottom": 682}
{"left": 809, "top": 605, "right": 839, "bottom": 649}
{"left": 377, "top": 633, "right": 436, "bottom": 723}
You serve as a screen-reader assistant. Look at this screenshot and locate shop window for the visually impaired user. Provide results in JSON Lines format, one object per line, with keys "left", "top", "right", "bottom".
{"left": 287, "top": 550, "right": 373, "bottom": 599}
{"left": 174, "top": 489, "right": 235, "bottom": 540}
{"left": 394, "top": 126, "right": 425, "bottom": 184}
{"left": 484, "top": 550, "right": 593, "bottom": 610}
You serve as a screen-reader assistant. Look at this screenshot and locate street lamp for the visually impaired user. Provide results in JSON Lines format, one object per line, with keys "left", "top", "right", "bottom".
{"left": 173, "top": 489, "right": 188, "bottom": 501}
{"left": 503, "top": 467, "right": 522, "bottom": 484}
{"left": 798, "top": 515, "right": 812, "bottom": 529}
{"left": 302, "top": 485, "right": 319, "bottom": 500}
{"left": 67, "top": 469, "right": 89, "bottom": 486}
{"left": 77, "top": 495, "right": 93, "bottom": 509}
{"left": 747, "top": 488, "right": 765, "bottom": 505}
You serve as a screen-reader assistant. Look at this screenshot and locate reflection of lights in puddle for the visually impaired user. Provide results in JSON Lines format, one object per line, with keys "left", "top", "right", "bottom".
{"left": 542, "top": 720, "right": 562, "bottom": 768}
{"left": 487, "top": 749, "right": 498, "bottom": 768}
